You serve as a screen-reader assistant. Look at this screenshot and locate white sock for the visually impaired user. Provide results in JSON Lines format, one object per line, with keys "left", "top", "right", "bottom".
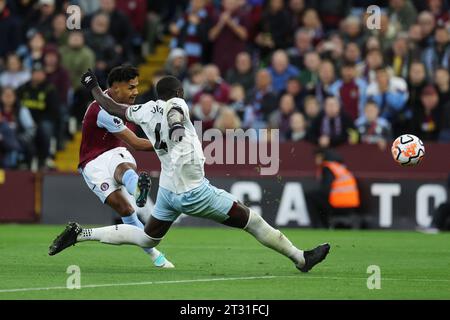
{"left": 244, "top": 210, "right": 305, "bottom": 267}
{"left": 77, "top": 224, "right": 160, "bottom": 248}
{"left": 121, "top": 212, "right": 159, "bottom": 258}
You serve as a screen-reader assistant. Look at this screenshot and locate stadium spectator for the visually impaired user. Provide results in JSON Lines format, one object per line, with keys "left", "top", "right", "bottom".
{"left": 362, "top": 48, "right": 385, "bottom": 84}
{"left": 387, "top": 0, "right": 418, "bottom": 32}
{"left": 287, "top": 111, "right": 307, "bottom": 142}
{"left": 0, "top": 109, "right": 21, "bottom": 168}
{"left": 307, "top": 95, "right": 356, "bottom": 148}
{"left": 372, "top": 13, "right": 397, "bottom": 53}
{"left": 228, "top": 83, "right": 246, "bottom": 120}
{"left": 314, "top": 60, "right": 337, "bottom": 108}
{"left": 48, "top": 13, "right": 69, "bottom": 47}
{"left": 83, "top": 0, "right": 133, "bottom": 62}
{"left": 355, "top": 100, "right": 392, "bottom": 150}
{"left": 191, "top": 93, "right": 221, "bottom": 131}
{"left": 411, "top": 84, "right": 443, "bottom": 141}
{"left": 341, "top": 15, "right": 367, "bottom": 49}
{"left": 287, "top": 28, "right": 313, "bottom": 70}
{"left": 59, "top": 31, "right": 95, "bottom": 124}
{"left": 317, "top": 34, "right": 345, "bottom": 70}
{"left": 17, "top": 61, "right": 59, "bottom": 169}
{"left": 0, "top": 86, "right": 35, "bottom": 167}
{"left": 84, "top": 13, "right": 120, "bottom": 88}
{"left": 343, "top": 42, "right": 364, "bottom": 68}
{"left": 301, "top": 8, "right": 324, "bottom": 45}
{"left": 16, "top": 30, "right": 46, "bottom": 71}
{"left": 209, "top": 0, "right": 250, "bottom": 75}
{"left": 417, "top": 11, "right": 436, "bottom": 49}
{"left": 73, "top": 0, "right": 100, "bottom": 16}
{"left": 386, "top": 33, "right": 415, "bottom": 79}
{"left": 183, "top": 63, "right": 204, "bottom": 103}
{"left": 169, "top": 0, "right": 211, "bottom": 66}
{"left": 0, "top": 0, "right": 21, "bottom": 63}
{"left": 439, "top": 94, "right": 450, "bottom": 142}
{"left": 289, "top": 0, "right": 306, "bottom": 30}
{"left": 434, "top": 67, "right": 450, "bottom": 103}
{"left": 306, "top": 148, "right": 360, "bottom": 229}
{"left": 366, "top": 66, "right": 409, "bottom": 125}
{"left": 193, "top": 64, "right": 230, "bottom": 104}
{"left": 427, "top": 0, "right": 450, "bottom": 26}
{"left": 225, "top": 51, "right": 255, "bottom": 94}
{"left": 268, "top": 93, "right": 297, "bottom": 140}
{"left": 311, "top": 0, "right": 351, "bottom": 31}
{"left": 243, "top": 69, "right": 278, "bottom": 129}
{"left": 268, "top": 50, "right": 300, "bottom": 94}
{"left": 299, "top": 51, "right": 321, "bottom": 94}
{"left": 422, "top": 26, "right": 450, "bottom": 77}
{"left": 164, "top": 48, "right": 188, "bottom": 81}
{"left": 329, "top": 61, "right": 368, "bottom": 121}
{"left": 255, "top": 0, "right": 293, "bottom": 61}
{"left": 23, "top": 0, "right": 57, "bottom": 41}
{"left": 214, "top": 106, "right": 242, "bottom": 134}
{"left": 407, "top": 61, "right": 428, "bottom": 113}
{"left": 0, "top": 53, "right": 31, "bottom": 89}
{"left": 281, "top": 77, "right": 304, "bottom": 110}
{"left": 43, "top": 45, "right": 70, "bottom": 150}
{"left": 302, "top": 95, "right": 321, "bottom": 129}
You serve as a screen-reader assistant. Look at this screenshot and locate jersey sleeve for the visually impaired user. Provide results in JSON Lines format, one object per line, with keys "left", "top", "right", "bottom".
{"left": 166, "top": 97, "right": 190, "bottom": 123}
{"left": 125, "top": 101, "right": 154, "bottom": 124}
{"left": 97, "top": 109, "right": 126, "bottom": 133}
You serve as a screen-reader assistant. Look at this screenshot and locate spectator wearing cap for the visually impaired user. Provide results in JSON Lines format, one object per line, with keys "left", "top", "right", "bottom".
{"left": 411, "top": 84, "right": 444, "bottom": 141}
{"left": 225, "top": 51, "right": 255, "bottom": 94}
{"left": 268, "top": 50, "right": 300, "bottom": 94}
{"left": 209, "top": 0, "right": 250, "bottom": 75}
{"left": 366, "top": 66, "right": 409, "bottom": 127}
{"left": 17, "top": 61, "right": 60, "bottom": 169}
{"left": 0, "top": 0, "right": 20, "bottom": 63}
{"left": 24, "top": 0, "right": 57, "bottom": 41}
{"left": 329, "top": 62, "right": 368, "bottom": 121}
{"left": 164, "top": 48, "right": 188, "bottom": 81}
{"left": 307, "top": 95, "right": 356, "bottom": 148}
{"left": 387, "top": 0, "right": 418, "bottom": 32}
{"left": 170, "top": 0, "right": 211, "bottom": 66}
{"left": 422, "top": 26, "right": 450, "bottom": 77}
{"left": 355, "top": 100, "right": 392, "bottom": 150}
{"left": 0, "top": 53, "right": 31, "bottom": 89}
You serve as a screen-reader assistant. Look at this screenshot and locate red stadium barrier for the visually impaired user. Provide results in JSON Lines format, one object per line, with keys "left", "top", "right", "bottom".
{"left": 0, "top": 170, "right": 39, "bottom": 222}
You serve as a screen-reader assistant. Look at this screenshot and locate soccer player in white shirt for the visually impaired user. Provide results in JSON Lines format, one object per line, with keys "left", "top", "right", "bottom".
{"left": 49, "top": 71, "right": 330, "bottom": 273}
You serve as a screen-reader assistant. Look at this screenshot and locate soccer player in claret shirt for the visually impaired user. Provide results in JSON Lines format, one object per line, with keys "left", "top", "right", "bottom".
{"left": 49, "top": 71, "right": 330, "bottom": 273}
{"left": 49, "top": 65, "right": 174, "bottom": 268}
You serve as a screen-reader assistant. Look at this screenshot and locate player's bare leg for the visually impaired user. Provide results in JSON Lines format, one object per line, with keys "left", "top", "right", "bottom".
{"left": 223, "top": 202, "right": 330, "bottom": 273}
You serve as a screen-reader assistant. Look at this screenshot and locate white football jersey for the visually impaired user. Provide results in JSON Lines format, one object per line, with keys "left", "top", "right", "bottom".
{"left": 126, "top": 98, "right": 205, "bottom": 194}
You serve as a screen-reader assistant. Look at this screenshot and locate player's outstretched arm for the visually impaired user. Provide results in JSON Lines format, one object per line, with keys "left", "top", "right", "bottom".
{"left": 114, "top": 128, "right": 154, "bottom": 152}
{"left": 80, "top": 69, "right": 129, "bottom": 119}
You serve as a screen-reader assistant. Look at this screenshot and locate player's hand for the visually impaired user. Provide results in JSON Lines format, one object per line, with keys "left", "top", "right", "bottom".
{"left": 169, "top": 124, "right": 185, "bottom": 142}
{"left": 80, "top": 69, "right": 99, "bottom": 91}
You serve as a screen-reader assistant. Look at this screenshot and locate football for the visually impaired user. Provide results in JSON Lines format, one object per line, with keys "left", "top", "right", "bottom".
{"left": 391, "top": 134, "right": 425, "bottom": 166}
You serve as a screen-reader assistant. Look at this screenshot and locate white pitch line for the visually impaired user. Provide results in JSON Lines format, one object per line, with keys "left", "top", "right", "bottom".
{"left": 0, "top": 275, "right": 449, "bottom": 294}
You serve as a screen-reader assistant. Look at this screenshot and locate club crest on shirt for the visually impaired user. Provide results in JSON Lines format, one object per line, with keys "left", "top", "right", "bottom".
{"left": 100, "top": 182, "right": 109, "bottom": 191}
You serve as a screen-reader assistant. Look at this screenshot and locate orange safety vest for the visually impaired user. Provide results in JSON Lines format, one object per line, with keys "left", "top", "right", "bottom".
{"left": 322, "top": 161, "right": 360, "bottom": 208}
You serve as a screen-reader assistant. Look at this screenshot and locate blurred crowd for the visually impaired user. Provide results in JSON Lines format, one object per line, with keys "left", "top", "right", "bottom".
{"left": 1, "top": 0, "right": 450, "bottom": 170}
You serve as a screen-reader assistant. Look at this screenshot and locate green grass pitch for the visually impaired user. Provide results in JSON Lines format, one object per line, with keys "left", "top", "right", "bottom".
{"left": 0, "top": 224, "right": 449, "bottom": 300}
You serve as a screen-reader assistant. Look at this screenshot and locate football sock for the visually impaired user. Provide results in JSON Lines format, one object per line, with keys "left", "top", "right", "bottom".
{"left": 121, "top": 212, "right": 159, "bottom": 257}
{"left": 77, "top": 224, "right": 161, "bottom": 248}
{"left": 122, "top": 169, "right": 139, "bottom": 196}
{"left": 244, "top": 210, "right": 305, "bottom": 267}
